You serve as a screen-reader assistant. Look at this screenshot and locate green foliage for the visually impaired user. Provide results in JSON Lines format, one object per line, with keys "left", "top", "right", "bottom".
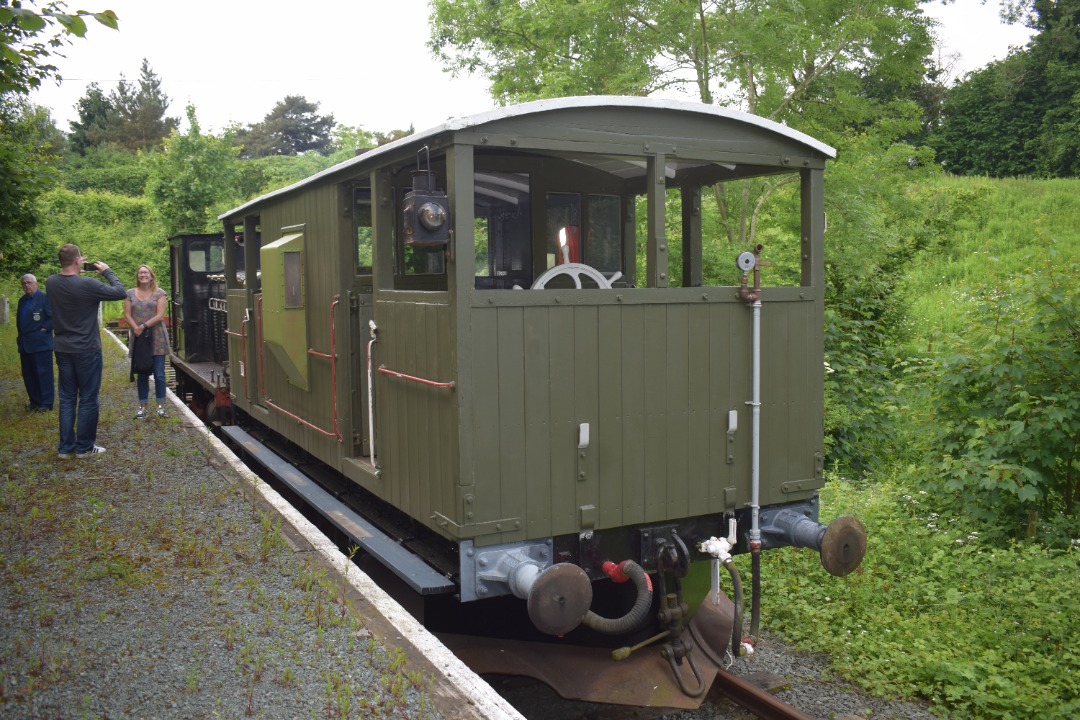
{"left": 234, "top": 95, "right": 335, "bottom": 159}
{"left": 0, "top": 98, "right": 63, "bottom": 275}
{"left": 816, "top": 135, "right": 945, "bottom": 472}
{"left": 758, "top": 475, "right": 1080, "bottom": 720}
{"left": 60, "top": 145, "right": 150, "bottom": 196}
{"left": 429, "top": 0, "right": 934, "bottom": 128}
{"left": 66, "top": 80, "right": 110, "bottom": 152}
{"left": 145, "top": 105, "right": 241, "bottom": 235}
{"left": 32, "top": 185, "right": 166, "bottom": 292}
{"left": 914, "top": 247, "right": 1080, "bottom": 544}
{"left": 932, "top": 0, "right": 1080, "bottom": 178}
{"left": 235, "top": 153, "right": 335, "bottom": 200}
{"left": 0, "top": 1, "right": 118, "bottom": 97}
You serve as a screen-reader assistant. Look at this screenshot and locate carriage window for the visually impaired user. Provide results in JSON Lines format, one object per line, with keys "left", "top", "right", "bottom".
{"left": 188, "top": 240, "right": 225, "bottom": 273}
{"left": 546, "top": 193, "right": 581, "bottom": 268}
{"left": 284, "top": 251, "right": 303, "bottom": 308}
{"left": 354, "top": 187, "right": 372, "bottom": 276}
{"left": 474, "top": 217, "right": 489, "bottom": 277}
{"left": 475, "top": 172, "right": 532, "bottom": 289}
{"left": 586, "top": 195, "right": 621, "bottom": 274}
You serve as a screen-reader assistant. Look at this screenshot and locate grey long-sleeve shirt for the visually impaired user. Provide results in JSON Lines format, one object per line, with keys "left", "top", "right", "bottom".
{"left": 45, "top": 270, "right": 128, "bottom": 353}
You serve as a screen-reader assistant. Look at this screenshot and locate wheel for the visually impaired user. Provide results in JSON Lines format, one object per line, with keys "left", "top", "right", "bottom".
{"left": 530, "top": 263, "right": 622, "bottom": 289}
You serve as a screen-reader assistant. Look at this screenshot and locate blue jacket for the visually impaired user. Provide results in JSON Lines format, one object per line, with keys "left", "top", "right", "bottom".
{"left": 17, "top": 289, "right": 54, "bottom": 354}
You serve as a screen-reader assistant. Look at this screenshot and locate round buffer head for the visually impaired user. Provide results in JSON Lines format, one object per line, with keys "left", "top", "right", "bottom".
{"left": 527, "top": 563, "right": 593, "bottom": 636}
{"left": 819, "top": 515, "right": 868, "bottom": 577}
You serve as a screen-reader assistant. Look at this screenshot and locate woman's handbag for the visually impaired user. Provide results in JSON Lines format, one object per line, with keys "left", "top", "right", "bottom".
{"left": 130, "top": 328, "right": 154, "bottom": 380}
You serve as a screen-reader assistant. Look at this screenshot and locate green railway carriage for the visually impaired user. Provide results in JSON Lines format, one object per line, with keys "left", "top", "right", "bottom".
{"left": 184, "top": 96, "right": 865, "bottom": 705}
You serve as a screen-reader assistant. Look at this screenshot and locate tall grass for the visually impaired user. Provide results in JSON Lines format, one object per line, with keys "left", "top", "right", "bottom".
{"left": 899, "top": 176, "right": 1080, "bottom": 346}
{"left": 758, "top": 176, "right": 1080, "bottom": 719}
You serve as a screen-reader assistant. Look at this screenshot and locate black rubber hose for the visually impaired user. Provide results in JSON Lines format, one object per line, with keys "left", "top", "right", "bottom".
{"left": 725, "top": 558, "right": 744, "bottom": 658}
{"left": 750, "top": 547, "right": 761, "bottom": 639}
{"left": 581, "top": 560, "right": 653, "bottom": 635}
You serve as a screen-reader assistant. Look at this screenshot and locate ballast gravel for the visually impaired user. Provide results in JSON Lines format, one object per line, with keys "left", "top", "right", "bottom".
{"left": 0, "top": 350, "right": 445, "bottom": 720}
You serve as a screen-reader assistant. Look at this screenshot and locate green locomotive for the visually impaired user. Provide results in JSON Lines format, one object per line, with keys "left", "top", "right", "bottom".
{"left": 170, "top": 96, "right": 865, "bottom": 707}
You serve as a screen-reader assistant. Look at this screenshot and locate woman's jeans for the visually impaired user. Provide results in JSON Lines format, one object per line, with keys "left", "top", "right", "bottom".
{"left": 55, "top": 350, "right": 103, "bottom": 455}
{"left": 137, "top": 354, "right": 167, "bottom": 403}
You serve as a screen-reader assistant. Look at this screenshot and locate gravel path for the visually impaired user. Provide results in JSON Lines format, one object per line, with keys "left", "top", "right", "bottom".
{"left": 0, "top": 341, "right": 457, "bottom": 720}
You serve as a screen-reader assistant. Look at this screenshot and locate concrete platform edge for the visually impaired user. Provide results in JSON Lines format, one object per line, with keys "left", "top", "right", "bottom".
{"left": 119, "top": 333, "right": 525, "bottom": 720}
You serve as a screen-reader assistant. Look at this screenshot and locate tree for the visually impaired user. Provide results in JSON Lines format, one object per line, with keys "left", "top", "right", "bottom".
{"left": 1, "top": 1, "right": 117, "bottom": 268}
{"left": 0, "top": 1, "right": 118, "bottom": 97}
{"left": 67, "top": 80, "right": 110, "bottom": 153}
{"left": 103, "top": 59, "right": 178, "bottom": 152}
{"left": 235, "top": 95, "right": 335, "bottom": 158}
{"left": 146, "top": 104, "right": 241, "bottom": 235}
{"left": 931, "top": 0, "right": 1080, "bottom": 178}
{"left": 66, "top": 60, "right": 178, "bottom": 154}
{"left": 429, "top": 0, "right": 933, "bottom": 126}
{"left": 0, "top": 98, "right": 64, "bottom": 274}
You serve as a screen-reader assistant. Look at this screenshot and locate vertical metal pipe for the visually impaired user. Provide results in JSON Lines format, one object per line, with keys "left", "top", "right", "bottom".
{"left": 750, "top": 299, "right": 761, "bottom": 545}
{"left": 367, "top": 320, "right": 379, "bottom": 472}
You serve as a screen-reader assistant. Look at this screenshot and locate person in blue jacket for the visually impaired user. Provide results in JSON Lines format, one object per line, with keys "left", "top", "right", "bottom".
{"left": 17, "top": 274, "right": 55, "bottom": 412}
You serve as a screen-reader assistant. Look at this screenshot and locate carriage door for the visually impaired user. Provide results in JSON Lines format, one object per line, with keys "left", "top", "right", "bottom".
{"left": 349, "top": 185, "right": 375, "bottom": 458}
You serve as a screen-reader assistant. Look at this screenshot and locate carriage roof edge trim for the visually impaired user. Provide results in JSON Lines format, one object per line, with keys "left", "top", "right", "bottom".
{"left": 218, "top": 95, "right": 836, "bottom": 222}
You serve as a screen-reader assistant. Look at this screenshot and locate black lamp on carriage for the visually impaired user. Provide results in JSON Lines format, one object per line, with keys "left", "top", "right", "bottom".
{"left": 403, "top": 146, "right": 450, "bottom": 245}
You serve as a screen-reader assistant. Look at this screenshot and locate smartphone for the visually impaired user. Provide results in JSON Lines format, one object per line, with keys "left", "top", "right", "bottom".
{"left": 83, "top": 262, "right": 96, "bottom": 271}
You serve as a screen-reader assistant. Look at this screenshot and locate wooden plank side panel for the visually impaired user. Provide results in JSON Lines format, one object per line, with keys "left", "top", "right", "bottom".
{"left": 643, "top": 305, "right": 669, "bottom": 522}
{"left": 686, "top": 303, "right": 712, "bottom": 514}
{"left": 726, "top": 307, "right": 754, "bottom": 507}
{"left": 522, "top": 308, "right": 553, "bottom": 538}
{"left": 469, "top": 308, "right": 503, "bottom": 528}
{"left": 497, "top": 309, "right": 527, "bottom": 531}
{"left": 596, "top": 305, "right": 624, "bottom": 529}
{"left": 707, "top": 304, "right": 736, "bottom": 512}
{"left": 573, "top": 305, "right": 600, "bottom": 530}
{"left": 257, "top": 190, "right": 343, "bottom": 464}
{"left": 620, "top": 305, "right": 647, "bottom": 525}
{"left": 761, "top": 306, "right": 790, "bottom": 503}
{"left": 547, "top": 307, "right": 578, "bottom": 536}
{"left": 664, "top": 305, "right": 690, "bottom": 520}
{"left": 376, "top": 301, "right": 455, "bottom": 523}
{"left": 776, "top": 301, "right": 822, "bottom": 499}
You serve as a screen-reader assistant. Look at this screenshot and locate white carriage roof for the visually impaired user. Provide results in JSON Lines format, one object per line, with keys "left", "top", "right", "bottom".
{"left": 220, "top": 96, "right": 836, "bottom": 220}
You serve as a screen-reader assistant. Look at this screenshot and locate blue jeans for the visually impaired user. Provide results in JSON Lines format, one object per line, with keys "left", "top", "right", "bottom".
{"left": 136, "top": 354, "right": 167, "bottom": 403}
{"left": 55, "top": 350, "right": 104, "bottom": 454}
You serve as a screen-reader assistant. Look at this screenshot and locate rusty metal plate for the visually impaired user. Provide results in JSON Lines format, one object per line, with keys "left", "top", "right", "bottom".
{"left": 440, "top": 633, "right": 719, "bottom": 709}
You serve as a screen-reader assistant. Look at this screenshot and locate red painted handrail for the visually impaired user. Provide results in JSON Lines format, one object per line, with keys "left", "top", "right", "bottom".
{"left": 377, "top": 366, "right": 455, "bottom": 389}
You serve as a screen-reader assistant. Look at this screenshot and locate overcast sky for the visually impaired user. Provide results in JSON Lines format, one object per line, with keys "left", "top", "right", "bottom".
{"left": 29, "top": 0, "right": 1035, "bottom": 136}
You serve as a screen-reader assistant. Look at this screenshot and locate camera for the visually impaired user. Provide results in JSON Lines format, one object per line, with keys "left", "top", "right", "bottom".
{"left": 82, "top": 262, "right": 96, "bottom": 271}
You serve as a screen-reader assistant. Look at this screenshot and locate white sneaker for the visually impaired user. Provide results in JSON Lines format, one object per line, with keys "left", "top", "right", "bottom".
{"left": 156, "top": 405, "right": 167, "bottom": 418}
{"left": 135, "top": 406, "right": 146, "bottom": 420}
{"left": 76, "top": 446, "right": 106, "bottom": 458}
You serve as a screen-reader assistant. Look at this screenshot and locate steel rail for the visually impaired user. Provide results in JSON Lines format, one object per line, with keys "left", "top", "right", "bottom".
{"left": 712, "top": 669, "right": 814, "bottom": 720}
